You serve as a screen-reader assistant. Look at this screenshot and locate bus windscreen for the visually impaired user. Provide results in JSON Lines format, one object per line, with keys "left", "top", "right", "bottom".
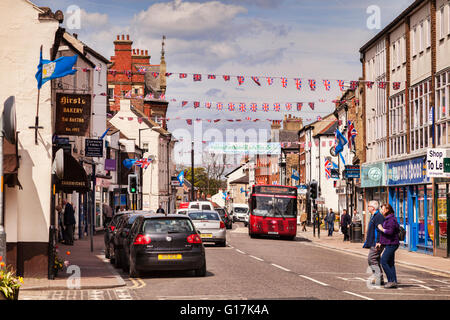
{"left": 251, "top": 196, "right": 297, "bottom": 218}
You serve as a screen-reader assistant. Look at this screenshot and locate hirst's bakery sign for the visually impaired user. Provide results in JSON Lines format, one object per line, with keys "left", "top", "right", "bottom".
{"left": 387, "top": 157, "right": 429, "bottom": 186}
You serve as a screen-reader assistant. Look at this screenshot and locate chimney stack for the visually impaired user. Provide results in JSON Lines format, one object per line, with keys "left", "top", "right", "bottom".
{"left": 117, "top": 35, "right": 120, "bottom": 40}
{"left": 127, "top": 34, "right": 130, "bottom": 40}
{"left": 145, "top": 50, "right": 148, "bottom": 55}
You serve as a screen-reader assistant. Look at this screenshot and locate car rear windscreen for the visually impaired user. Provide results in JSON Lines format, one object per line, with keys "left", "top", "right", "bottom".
{"left": 143, "top": 218, "right": 194, "bottom": 234}
{"left": 234, "top": 207, "right": 248, "bottom": 213}
{"left": 190, "top": 204, "right": 200, "bottom": 209}
{"left": 201, "top": 205, "right": 211, "bottom": 210}
{"left": 188, "top": 212, "right": 220, "bottom": 221}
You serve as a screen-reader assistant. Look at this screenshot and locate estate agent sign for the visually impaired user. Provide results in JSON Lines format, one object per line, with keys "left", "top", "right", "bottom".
{"left": 55, "top": 93, "right": 91, "bottom": 136}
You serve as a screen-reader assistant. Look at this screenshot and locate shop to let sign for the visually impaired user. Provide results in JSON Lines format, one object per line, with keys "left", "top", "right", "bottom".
{"left": 426, "top": 148, "right": 450, "bottom": 177}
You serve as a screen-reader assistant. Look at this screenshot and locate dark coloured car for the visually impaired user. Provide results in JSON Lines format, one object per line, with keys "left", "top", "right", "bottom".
{"left": 215, "top": 207, "right": 232, "bottom": 229}
{"left": 122, "top": 214, "right": 206, "bottom": 278}
{"left": 110, "top": 212, "right": 145, "bottom": 268}
{"left": 104, "top": 212, "right": 126, "bottom": 259}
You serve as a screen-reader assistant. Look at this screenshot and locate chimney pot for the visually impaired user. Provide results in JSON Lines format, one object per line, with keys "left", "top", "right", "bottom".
{"left": 133, "top": 49, "right": 135, "bottom": 54}
{"left": 122, "top": 35, "right": 125, "bottom": 40}
{"left": 117, "top": 35, "right": 120, "bottom": 40}
{"left": 145, "top": 50, "right": 148, "bottom": 55}
{"left": 127, "top": 35, "right": 130, "bottom": 40}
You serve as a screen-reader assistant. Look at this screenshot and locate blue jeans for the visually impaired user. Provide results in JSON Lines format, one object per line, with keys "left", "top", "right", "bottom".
{"left": 381, "top": 244, "right": 399, "bottom": 283}
{"left": 328, "top": 222, "right": 334, "bottom": 236}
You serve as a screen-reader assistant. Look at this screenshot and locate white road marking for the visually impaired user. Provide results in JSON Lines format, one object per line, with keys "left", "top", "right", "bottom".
{"left": 343, "top": 291, "right": 374, "bottom": 300}
{"left": 409, "top": 279, "right": 426, "bottom": 284}
{"left": 271, "top": 263, "right": 291, "bottom": 272}
{"left": 299, "top": 275, "right": 329, "bottom": 286}
{"left": 434, "top": 279, "right": 450, "bottom": 284}
{"left": 249, "top": 255, "right": 264, "bottom": 262}
{"left": 235, "top": 249, "right": 246, "bottom": 254}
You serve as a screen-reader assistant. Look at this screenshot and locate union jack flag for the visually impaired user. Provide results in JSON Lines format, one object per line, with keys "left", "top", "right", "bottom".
{"left": 152, "top": 72, "right": 159, "bottom": 78}
{"left": 393, "top": 82, "right": 401, "bottom": 90}
{"left": 325, "top": 158, "right": 332, "bottom": 179}
{"left": 309, "top": 79, "right": 316, "bottom": 91}
{"left": 262, "top": 103, "right": 269, "bottom": 112}
{"left": 124, "top": 90, "right": 132, "bottom": 98}
{"left": 145, "top": 93, "right": 153, "bottom": 100}
{"left": 274, "top": 103, "right": 281, "bottom": 112}
{"left": 309, "top": 102, "right": 315, "bottom": 110}
{"left": 245, "top": 117, "right": 252, "bottom": 121}
{"left": 159, "top": 93, "right": 165, "bottom": 100}
{"left": 366, "top": 81, "right": 374, "bottom": 89}
{"left": 228, "top": 103, "right": 235, "bottom": 111}
{"left": 194, "top": 101, "right": 200, "bottom": 108}
{"left": 251, "top": 76, "right": 261, "bottom": 86}
{"left": 223, "top": 75, "right": 230, "bottom": 81}
{"left": 295, "top": 78, "right": 302, "bottom": 90}
{"left": 217, "top": 103, "right": 223, "bottom": 110}
{"left": 205, "top": 102, "right": 212, "bottom": 109}
{"left": 182, "top": 101, "right": 188, "bottom": 107}
{"left": 338, "top": 80, "right": 345, "bottom": 91}
{"left": 281, "top": 77, "right": 288, "bottom": 88}
{"left": 350, "top": 81, "right": 359, "bottom": 90}
{"left": 378, "top": 81, "right": 386, "bottom": 89}
{"left": 347, "top": 121, "right": 357, "bottom": 148}
{"left": 193, "top": 74, "right": 202, "bottom": 81}
{"left": 267, "top": 77, "right": 274, "bottom": 85}
{"left": 239, "top": 103, "right": 246, "bottom": 112}
{"left": 323, "top": 80, "right": 331, "bottom": 91}
{"left": 237, "top": 76, "right": 245, "bottom": 85}
{"left": 165, "top": 72, "right": 173, "bottom": 77}
{"left": 250, "top": 103, "right": 258, "bottom": 112}
{"left": 108, "top": 70, "right": 116, "bottom": 76}
{"left": 135, "top": 158, "right": 152, "bottom": 169}
{"left": 179, "top": 73, "right": 187, "bottom": 79}
{"left": 138, "top": 68, "right": 146, "bottom": 74}
{"left": 285, "top": 103, "right": 292, "bottom": 111}
{"left": 186, "top": 119, "right": 192, "bottom": 125}
{"left": 297, "top": 102, "right": 303, "bottom": 111}
{"left": 208, "top": 74, "right": 216, "bottom": 79}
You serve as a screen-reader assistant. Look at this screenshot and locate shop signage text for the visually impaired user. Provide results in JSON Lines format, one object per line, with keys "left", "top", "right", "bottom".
{"left": 426, "top": 148, "right": 450, "bottom": 177}
{"left": 55, "top": 93, "right": 91, "bottom": 136}
{"left": 387, "top": 157, "right": 429, "bottom": 186}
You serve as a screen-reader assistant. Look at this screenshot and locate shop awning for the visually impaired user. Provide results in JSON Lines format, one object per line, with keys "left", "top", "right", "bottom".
{"left": 55, "top": 151, "right": 90, "bottom": 193}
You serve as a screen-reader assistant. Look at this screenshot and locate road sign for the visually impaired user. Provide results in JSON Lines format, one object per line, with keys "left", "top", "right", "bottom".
{"left": 85, "top": 139, "right": 103, "bottom": 157}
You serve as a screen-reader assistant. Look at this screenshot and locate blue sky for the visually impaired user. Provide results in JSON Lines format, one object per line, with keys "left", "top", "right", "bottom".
{"left": 33, "top": 0, "right": 414, "bottom": 165}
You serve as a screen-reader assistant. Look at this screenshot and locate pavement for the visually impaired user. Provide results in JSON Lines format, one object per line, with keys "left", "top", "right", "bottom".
{"left": 21, "top": 231, "right": 126, "bottom": 291}
{"left": 297, "top": 225, "right": 450, "bottom": 277}
{"left": 20, "top": 224, "right": 450, "bottom": 292}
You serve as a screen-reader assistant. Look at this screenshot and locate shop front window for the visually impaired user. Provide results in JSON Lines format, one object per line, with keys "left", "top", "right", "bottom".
{"left": 437, "top": 184, "right": 448, "bottom": 250}
{"left": 427, "top": 185, "right": 434, "bottom": 247}
{"left": 398, "top": 187, "right": 404, "bottom": 225}
{"left": 418, "top": 186, "right": 425, "bottom": 245}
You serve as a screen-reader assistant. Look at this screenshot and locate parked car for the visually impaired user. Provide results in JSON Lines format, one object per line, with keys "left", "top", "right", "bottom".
{"left": 176, "top": 209, "right": 188, "bottom": 215}
{"left": 215, "top": 207, "right": 232, "bottom": 229}
{"left": 187, "top": 211, "right": 226, "bottom": 247}
{"left": 188, "top": 201, "right": 214, "bottom": 211}
{"left": 104, "top": 212, "right": 126, "bottom": 259}
{"left": 122, "top": 213, "right": 206, "bottom": 278}
{"left": 232, "top": 204, "right": 249, "bottom": 223}
{"left": 110, "top": 211, "right": 145, "bottom": 268}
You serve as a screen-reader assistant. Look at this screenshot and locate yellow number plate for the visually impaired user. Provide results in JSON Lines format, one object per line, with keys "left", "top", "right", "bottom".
{"left": 200, "top": 233, "right": 213, "bottom": 238}
{"left": 158, "top": 254, "right": 182, "bottom": 260}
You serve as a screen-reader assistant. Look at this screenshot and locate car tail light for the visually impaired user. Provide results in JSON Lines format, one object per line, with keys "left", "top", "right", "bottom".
{"left": 133, "top": 234, "right": 151, "bottom": 245}
{"left": 187, "top": 234, "right": 202, "bottom": 244}
{"left": 220, "top": 221, "right": 226, "bottom": 229}
{"left": 110, "top": 226, "right": 115, "bottom": 232}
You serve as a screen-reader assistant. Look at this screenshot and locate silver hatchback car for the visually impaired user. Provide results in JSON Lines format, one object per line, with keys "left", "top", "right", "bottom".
{"left": 187, "top": 211, "right": 227, "bottom": 247}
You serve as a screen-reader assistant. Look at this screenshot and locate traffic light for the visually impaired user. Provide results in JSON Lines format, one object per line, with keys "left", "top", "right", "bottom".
{"left": 128, "top": 174, "right": 138, "bottom": 194}
{"left": 310, "top": 181, "right": 318, "bottom": 199}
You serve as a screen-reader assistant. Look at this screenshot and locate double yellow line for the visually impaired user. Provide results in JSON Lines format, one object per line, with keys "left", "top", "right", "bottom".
{"left": 129, "top": 278, "right": 146, "bottom": 289}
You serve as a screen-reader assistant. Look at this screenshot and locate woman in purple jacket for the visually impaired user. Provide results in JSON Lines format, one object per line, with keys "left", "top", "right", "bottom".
{"left": 376, "top": 203, "right": 400, "bottom": 289}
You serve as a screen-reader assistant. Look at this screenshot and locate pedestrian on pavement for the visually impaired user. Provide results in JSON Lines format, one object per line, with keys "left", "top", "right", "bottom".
{"left": 300, "top": 211, "right": 307, "bottom": 232}
{"left": 377, "top": 203, "right": 400, "bottom": 289}
{"left": 56, "top": 204, "right": 64, "bottom": 243}
{"left": 326, "top": 209, "right": 336, "bottom": 236}
{"left": 156, "top": 204, "right": 165, "bottom": 214}
{"left": 363, "top": 200, "right": 385, "bottom": 286}
{"left": 102, "top": 203, "right": 113, "bottom": 228}
{"left": 63, "top": 199, "right": 76, "bottom": 245}
{"left": 341, "top": 209, "right": 352, "bottom": 241}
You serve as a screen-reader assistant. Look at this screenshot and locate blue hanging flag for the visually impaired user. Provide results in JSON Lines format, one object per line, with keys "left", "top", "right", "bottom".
{"left": 334, "top": 129, "right": 348, "bottom": 154}
{"left": 123, "top": 158, "right": 136, "bottom": 169}
{"left": 177, "top": 170, "right": 185, "bottom": 186}
{"left": 339, "top": 153, "right": 346, "bottom": 165}
{"left": 291, "top": 169, "right": 300, "bottom": 181}
{"left": 332, "top": 161, "right": 338, "bottom": 169}
{"left": 35, "top": 51, "right": 78, "bottom": 89}
{"left": 100, "top": 128, "right": 110, "bottom": 140}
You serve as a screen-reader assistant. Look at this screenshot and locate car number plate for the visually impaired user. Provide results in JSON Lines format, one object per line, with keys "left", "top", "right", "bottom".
{"left": 158, "top": 254, "right": 182, "bottom": 260}
{"left": 268, "top": 231, "right": 279, "bottom": 235}
{"left": 200, "top": 233, "right": 212, "bottom": 238}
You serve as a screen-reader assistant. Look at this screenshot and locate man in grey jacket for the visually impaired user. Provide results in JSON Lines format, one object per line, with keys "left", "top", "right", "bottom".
{"left": 327, "top": 209, "right": 336, "bottom": 236}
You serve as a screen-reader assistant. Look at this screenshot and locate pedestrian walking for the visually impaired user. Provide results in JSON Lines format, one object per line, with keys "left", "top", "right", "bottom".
{"left": 63, "top": 199, "right": 76, "bottom": 245}
{"left": 102, "top": 203, "right": 113, "bottom": 228}
{"left": 326, "top": 209, "right": 336, "bottom": 236}
{"left": 363, "top": 200, "right": 385, "bottom": 286}
{"left": 156, "top": 204, "right": 165, "bottom": 214}
{"left": 56, "top": 204, "right": 64, "bottom": 243}
{"left": 378, "top": 203, "right": 400, "bottom": 289}
{"left": 300, "top": 211, "right": 307, "bottom": 232}
{"left": 341, "top": 209, "right": 352, "bottom": 241}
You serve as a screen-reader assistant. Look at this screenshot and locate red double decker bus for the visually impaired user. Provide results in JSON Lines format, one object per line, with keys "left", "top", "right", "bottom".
{"left": 248, "top": 185, "right": 298, "bottom": 240}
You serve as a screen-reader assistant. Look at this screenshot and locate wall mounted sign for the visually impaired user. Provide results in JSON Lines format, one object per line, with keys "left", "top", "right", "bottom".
{"left": 85, "top": 139, "right": 103, "bottom": 157}
{"left": 361, "top": 162, "right": 385, "bottom": 188}
{"left": 426, "top": 148, "right": 450, "bottom": 177}
{"left": 55, "top": 93, "right": 91, "bottom": 136}
{"left": 387, "top": 156, "right": 429, "bottom": 186}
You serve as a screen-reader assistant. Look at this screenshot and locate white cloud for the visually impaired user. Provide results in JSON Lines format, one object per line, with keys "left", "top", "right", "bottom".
{"left": 80, "top": 9, "right": 109, "bottom": 29}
